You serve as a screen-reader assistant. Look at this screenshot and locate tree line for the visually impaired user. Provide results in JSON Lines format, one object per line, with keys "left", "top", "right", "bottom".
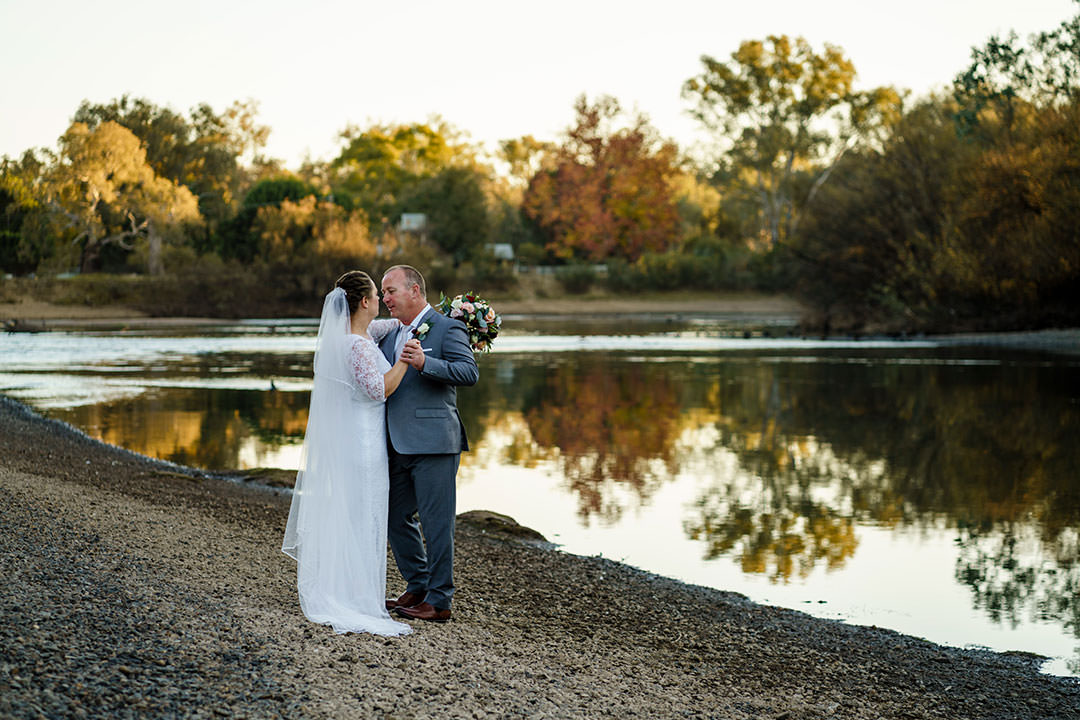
{"left": 2, "top": 6, "right": 1078, "bottom": 331}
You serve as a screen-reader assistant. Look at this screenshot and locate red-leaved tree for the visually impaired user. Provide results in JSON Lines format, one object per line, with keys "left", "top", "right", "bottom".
{"left": 523, "top": 95, "right": 681, "bottom": 262}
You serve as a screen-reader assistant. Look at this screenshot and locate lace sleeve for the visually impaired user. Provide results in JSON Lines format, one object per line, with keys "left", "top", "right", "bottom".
{"left": 348, "top": 337, "right": 385, "bottom": 402}
{"left": 368, "top": 319, "right": 401, "bottom": 344}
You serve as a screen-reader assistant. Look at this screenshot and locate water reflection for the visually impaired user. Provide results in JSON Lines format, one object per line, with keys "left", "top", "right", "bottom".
{"left": 53, "top": 388, "right": 310, "bottom": 470}
{"left": 687, "top": 358, "right": 1080, "bottom": 641}
{"left": 523, "top": 359, "right": 683, "bottom": 522}
{"left": 957, "top": 522, "right": 1080, "bottom": 625}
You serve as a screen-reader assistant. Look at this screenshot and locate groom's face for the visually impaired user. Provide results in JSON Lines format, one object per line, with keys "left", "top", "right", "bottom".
{"left": 381, "top": 269, "right": 420, "bottom": 321}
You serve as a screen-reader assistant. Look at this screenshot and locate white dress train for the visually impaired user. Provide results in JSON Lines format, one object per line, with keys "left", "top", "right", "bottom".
{"left": 282, "top": 290, "right": 409, "bottom": 636}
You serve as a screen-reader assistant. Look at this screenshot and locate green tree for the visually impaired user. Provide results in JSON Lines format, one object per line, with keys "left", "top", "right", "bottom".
{"left": 0, "top": 153, "right": 45, "bottom": 274}
{"left": 329, "top": 119, "right": 479, "bottom": 226}
{"left": 251, "top": 195, "right": 377, "bottom": 290}
{"left": 948, "top": 101, "right": 1080, "bottom": 322}
{"left": 683, "top": 35, "right": 903, "bottom": 249}
{"left": 792, "top": 96, "right": 971, "bottom": 329}
{"left": 795, "top": 87, "right": 1080, "bottom": 332}
{"left": 400, "top": 167, "right": 490, "bottom": 266}
{"left": 72, "top": 96, "right": 270, "bottom": 238}
{"left": 218, "top": 176, "right": 318, "bottom": 262}
{"left": 44, "top": 121, "right": 202, "bottom": 273}
{"left": 480, "top": 135, "right": 553, "bottom": 262}
{"left": 497, "top": 135, "right": 554, "bottom": 192}
{"left": 954, "top": 2, "right": 1080, "bottom": 136}
{"left": 944, "top": 4, "right": 1080, "bottom": 326}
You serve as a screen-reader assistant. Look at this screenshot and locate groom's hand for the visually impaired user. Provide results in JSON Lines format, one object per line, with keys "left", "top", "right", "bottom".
{"left": 401, "top": 338, "right": 426, "bottom": 370}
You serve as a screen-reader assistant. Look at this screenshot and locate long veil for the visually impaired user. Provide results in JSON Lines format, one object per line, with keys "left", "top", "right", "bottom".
{"left": 282, "top": 288, "right": 410, "bottom": 636}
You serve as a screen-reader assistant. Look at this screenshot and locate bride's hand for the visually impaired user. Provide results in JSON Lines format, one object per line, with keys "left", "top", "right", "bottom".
{"left": 401, "top": 339, "right": 426, "bottom": 370}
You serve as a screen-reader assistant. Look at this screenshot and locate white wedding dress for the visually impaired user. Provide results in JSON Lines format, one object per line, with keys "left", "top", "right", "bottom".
{"left": 282, "top": 289, "right": 410, "bottom": 636}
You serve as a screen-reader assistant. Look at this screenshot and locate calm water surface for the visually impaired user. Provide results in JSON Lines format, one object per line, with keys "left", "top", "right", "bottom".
{"left": 2, "top": 318, "right": 1078, "bottom": 675}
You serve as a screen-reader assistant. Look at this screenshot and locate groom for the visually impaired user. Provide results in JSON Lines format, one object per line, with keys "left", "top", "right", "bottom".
{"left": 379, "top": 265, "right": 479, "bottom": 622}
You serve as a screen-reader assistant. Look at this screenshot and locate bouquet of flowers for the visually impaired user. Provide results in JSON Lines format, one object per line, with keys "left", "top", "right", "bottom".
{"left": 436, "top": 291, "right": 501, "bottom": 353}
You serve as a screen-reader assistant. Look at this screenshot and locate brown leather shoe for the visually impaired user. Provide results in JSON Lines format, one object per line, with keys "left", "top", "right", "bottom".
{"left": 394, "top": 602, "right": 451, "bottom": 622}
{"left": 385, "top": 591, "right": 425, "bottom": 612}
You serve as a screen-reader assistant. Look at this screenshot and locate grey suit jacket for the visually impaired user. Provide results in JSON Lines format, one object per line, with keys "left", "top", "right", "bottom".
{"left": 379, "top": 308, "right": 479, "bottom": 454}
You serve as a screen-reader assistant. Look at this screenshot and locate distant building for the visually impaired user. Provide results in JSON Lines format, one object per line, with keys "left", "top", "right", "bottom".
{"left": 399, "top": 213, "right": 427, "bottom": 232}
{"left": 397, "top": 213, "right": 428, "bottom": 248}
{"left": 488, "top": 243, "right": 514, "bottom": 261}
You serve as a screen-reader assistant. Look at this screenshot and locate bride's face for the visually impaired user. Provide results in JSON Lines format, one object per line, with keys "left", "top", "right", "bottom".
{"left": 358, "top": 290, "right": 379, "bottom": 321}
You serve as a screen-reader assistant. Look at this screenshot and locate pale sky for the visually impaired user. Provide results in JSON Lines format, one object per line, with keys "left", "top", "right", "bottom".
{"left": 2, "top": 0, "right": 1076, "bottom": 167}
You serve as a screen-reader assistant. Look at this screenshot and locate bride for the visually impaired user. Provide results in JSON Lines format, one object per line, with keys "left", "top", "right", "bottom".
{"left": 282, "top": 270, "right": 418, "bottom": 636}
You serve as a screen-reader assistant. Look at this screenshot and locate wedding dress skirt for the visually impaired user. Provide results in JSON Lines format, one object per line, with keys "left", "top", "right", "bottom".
{"left": 282, "top": 291, "right": 410, "bottom": 636}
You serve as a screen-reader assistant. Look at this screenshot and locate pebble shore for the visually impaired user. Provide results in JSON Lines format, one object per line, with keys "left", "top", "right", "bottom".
{"left": 2, "top": 395, "right": 1078, "bottom": 719}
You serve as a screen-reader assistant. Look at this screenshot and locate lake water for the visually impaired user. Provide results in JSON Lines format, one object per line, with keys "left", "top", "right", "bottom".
{"left": 2, "top": 317, "right": 1078, "bottom": 676}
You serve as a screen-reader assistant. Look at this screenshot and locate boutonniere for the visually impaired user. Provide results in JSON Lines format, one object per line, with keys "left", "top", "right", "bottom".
{"left": 413, "top": 321, "right": 432, "bottom": 341}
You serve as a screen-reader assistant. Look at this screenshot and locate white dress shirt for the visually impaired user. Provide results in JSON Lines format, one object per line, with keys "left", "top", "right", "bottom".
{"left": 394, "top": 303, "right": 432, "bottom": 361}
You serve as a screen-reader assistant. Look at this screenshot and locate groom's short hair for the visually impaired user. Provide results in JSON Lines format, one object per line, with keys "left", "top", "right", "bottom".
{"left": 385, "top": 264, "right": 426, "bottom": 298}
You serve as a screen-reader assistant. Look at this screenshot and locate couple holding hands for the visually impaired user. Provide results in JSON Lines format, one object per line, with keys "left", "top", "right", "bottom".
{"left": 282, "top": 265, "right": 479, "bottom": 636}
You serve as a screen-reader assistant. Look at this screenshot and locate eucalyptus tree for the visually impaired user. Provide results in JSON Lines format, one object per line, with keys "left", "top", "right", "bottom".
{"left": 683, "top": 35, "right": 903, "bottom": 249}
{"left": 72, "top": 96, "right": 269, "bottom": 235}
{"left": 45, "top": 121, "right": 201, "bottom": 273}
{"left": 497, "top": 135, "right": 555, "bottom": 192}
{"left": 954, "top": 1, "right": 1080, "bottom": 136}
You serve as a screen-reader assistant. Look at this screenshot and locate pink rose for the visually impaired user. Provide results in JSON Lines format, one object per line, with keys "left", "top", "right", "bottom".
{"left": 484, "top": 308, "right": 496, "bottom": 322}
{"left": 461, "top": 302, "right": 475, "bottom": 314}
{"left": 450, "top": 308, "right": 463, "bottom": 318}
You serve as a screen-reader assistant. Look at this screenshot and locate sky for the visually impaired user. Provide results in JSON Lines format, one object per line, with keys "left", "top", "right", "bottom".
{"left": 2, "top": 0, "right": 1077, "bottom": 167}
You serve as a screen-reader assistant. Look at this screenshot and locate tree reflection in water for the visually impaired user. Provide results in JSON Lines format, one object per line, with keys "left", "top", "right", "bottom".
{"left": 956, "top": 522, "right": 1079, "bottom": 626}
{"left": 682, "top": 357, "right": 1080, "bottom": 643}
{"left": 522, "top": 359, "right": 682, "bottom": 522}
{"left": 55, "top": 387, "right": 311, "bottom": 470}
{"left": 466, "top": 352, "right": 1080, "bottom": 648}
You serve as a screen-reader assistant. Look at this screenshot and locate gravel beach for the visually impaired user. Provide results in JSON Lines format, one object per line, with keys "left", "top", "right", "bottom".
{"left": 2, "top": 395, "right": 1078, "bottom": 719}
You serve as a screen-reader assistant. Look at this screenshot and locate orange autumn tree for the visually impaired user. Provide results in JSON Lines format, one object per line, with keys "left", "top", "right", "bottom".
{"left": 523, "top": 95, "right": 681, "bottom": 262}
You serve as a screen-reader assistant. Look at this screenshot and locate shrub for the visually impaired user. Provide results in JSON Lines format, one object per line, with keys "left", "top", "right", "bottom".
{"left": 465, "top": 257, "right": 517, "bottom": 292}
{"left": 555, "top": 264, "right": 597, "bottom": 294}
{"left": 513, "top": 242, "right": 548, "bottom": 267}
{"left": 607, "top": 251, "right": 732, "bottom": 292}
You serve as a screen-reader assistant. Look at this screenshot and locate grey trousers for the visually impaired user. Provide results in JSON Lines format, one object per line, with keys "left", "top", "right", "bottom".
{"left": 387, "top": 448, "right": 459, "bottom": 610}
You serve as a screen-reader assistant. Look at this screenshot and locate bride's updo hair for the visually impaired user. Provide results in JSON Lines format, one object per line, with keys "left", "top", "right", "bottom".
{"left": 335, "top": 270, "right": 376, "bottom": 315}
